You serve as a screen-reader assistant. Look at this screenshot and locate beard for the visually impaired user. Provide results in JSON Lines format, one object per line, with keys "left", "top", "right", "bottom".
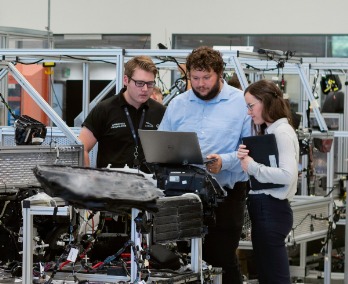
{"left": 192, "top": 77, "right": 222, "bottom": 101}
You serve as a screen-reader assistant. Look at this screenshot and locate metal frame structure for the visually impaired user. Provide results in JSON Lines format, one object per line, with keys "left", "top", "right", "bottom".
{"left": 1, "top": 48, "right": 348, "bottom": 283}
{"left": 0, "top": 48, "right": 329, "bottom": 130}
{"left": 0, "top": 49, "right": 125, "bottom": 143}
{"left": 22, "top": 205, "right": 210, "bottom": 283}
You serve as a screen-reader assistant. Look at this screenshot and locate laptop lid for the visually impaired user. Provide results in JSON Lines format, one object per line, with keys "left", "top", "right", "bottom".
{"left": 138, "top": 130, "right": 206, "bottom": 165}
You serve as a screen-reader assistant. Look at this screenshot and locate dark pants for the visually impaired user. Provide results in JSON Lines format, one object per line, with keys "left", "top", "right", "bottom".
{"left": 203, "top": 182, "right": 247, "bottom": 284}
{"left": 247, "top": 194, "right": 293, "bottom": 284}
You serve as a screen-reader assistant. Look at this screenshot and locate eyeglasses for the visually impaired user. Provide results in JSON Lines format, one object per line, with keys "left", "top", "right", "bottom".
{"left": 130, "top": 77, "right": 156, "bottom": 88}
{"left": 246, "top": 101, "right": 260, "bottom": 111}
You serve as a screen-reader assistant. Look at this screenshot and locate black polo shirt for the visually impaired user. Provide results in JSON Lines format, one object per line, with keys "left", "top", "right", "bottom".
{"left": 82, "top": 88, "right": 166, "bottom": 171}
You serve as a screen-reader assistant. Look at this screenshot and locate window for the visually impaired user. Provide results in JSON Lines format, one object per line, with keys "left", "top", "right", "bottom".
{"left": 173, "top": 34, "right": 348, "bottom": 57}
{"left": 331, "top": 36, "right": 348, "bottom": 57}
{"left": 53, "top": 34, "right": 151, "bottom": 49}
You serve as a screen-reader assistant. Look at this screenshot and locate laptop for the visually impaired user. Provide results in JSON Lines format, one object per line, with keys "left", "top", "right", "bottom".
{"left": 138, "top": 130, "right": 214, "bottom": 165}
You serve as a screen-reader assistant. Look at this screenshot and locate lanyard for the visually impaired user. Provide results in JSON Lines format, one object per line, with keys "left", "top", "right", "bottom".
{"left": 123, "top": 107, "right": 146, "bottom": 167}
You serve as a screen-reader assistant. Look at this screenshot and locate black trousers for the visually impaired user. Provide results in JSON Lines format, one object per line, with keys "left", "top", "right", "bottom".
{"left": 202, "top": 182, "right": 247, "bottom": 284}
{"left": 247, "top": 194, "right": 293, "bottom": 284}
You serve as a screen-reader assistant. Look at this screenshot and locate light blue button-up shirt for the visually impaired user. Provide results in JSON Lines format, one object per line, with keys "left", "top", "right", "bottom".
{"left": 159, "top": 81, "right": 251, "bottom": 189}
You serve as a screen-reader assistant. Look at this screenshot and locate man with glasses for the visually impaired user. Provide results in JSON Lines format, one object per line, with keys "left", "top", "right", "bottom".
{"left": 159, "top": 46, "right": 251, "bottom": 284}
{"left": 79, "top": 55, "right": 166, "bottom": 172}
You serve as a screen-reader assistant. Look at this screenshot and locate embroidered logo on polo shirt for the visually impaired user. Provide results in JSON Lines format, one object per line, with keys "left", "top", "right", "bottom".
{"left": 145, "top": 122, "right": 153, "bottom": 128}
{"left": 111, "top": 122, "right": 126, "bottom": 129}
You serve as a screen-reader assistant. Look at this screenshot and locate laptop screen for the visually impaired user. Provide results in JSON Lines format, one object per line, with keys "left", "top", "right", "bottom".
{"left": 138, "top": 130, "right": 205, "bottom": 165}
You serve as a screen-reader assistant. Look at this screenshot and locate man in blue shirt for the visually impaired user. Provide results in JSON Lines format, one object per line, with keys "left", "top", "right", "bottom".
{"left": 159, "top": 46, "right": 251, "bottom": 284}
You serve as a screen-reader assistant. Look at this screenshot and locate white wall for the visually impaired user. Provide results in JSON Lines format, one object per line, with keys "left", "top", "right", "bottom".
{"left": 1, "top": 0, "right": 348, "bottom": 48}
{"left": 0, "top": 0, "right": 344, "bottom": 106}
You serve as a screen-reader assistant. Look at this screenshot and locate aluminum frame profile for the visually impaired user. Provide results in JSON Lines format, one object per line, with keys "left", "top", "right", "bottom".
{"left": 7, "top": 62, "right": 81, "bottom": 144}
{"left": 233, "top": 51, "right": 328, "bottom": 131}
{"left": 0, "top": 49, "right": 336, "bottom": 141}
{"left": 237, "top": 50, "right": 302, "bottom": 64}
{"left": 0, "top": 48, "right": 125, "bottom": 59}
{"left": 128, "top": 49, "right": 328, "bottom": 132}
{"left": 126, "top": 50, "right": 327, "bottom": 131}
{"left": 74, "top": 78, "right": 117, "bottom": 127}
{"left": 22, "top": 205, "right": 70, "bottom": 283}
{"left": 2, "top": 48, "right": 345, "bottom": 283}
{"left": 0, "top": 49, "right": 125, "bottom": 143}
{"left": 298, "top": 64, "right": 328, "bottom": 132}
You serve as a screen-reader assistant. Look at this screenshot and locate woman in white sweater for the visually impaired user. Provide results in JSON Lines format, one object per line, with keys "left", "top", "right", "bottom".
{"left": 237, "top": 79, "right": 299, "bottom": 284}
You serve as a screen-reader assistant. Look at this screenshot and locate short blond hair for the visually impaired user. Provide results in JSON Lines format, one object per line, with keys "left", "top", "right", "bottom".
{"left": 124, "top": 56, "right": 157, "bottom": 78}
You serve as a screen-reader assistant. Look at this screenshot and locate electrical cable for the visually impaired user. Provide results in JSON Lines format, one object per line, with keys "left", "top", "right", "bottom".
{"left": 16, "top": 58, "right": 44, "bottom": 65}
{"left": 155, "top": 55, "right": 188, "bottom": 91}
{"left": 63, "top": 54, "right": 115, "bottom": 65}
{"left": 15, "top": 55, "right": 115, "bottom": 65}
{"left": 324, "top": 186, "right": 337, "bottom": 197}
{"left": 245, "top": 63, "right": 279, "bottom": 72}
{"left": 49, "top": 75, "right": 63, "bottom": 113}
{"left": 290, "top": 209, "right": 333, "bottom": 247}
